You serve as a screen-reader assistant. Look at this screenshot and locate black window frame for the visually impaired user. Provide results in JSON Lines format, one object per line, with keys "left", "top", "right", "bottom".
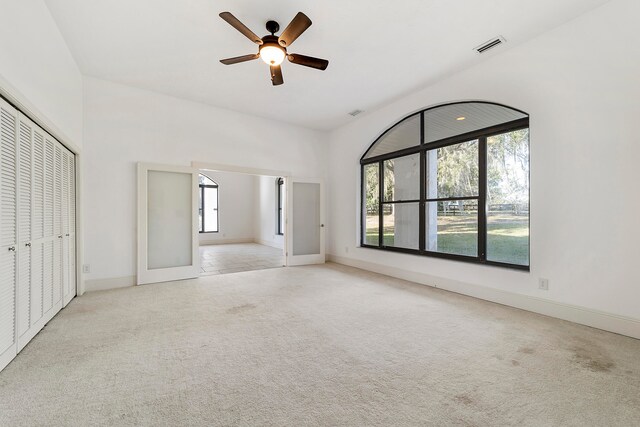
{"left": 360, "top": 102, "right": 530, "bottom": 271}
{"left": 276, "top": 177, "right": 284, "bottom": 235}
{"left": 199, "top": 175, "right": 219, "bottom": 233}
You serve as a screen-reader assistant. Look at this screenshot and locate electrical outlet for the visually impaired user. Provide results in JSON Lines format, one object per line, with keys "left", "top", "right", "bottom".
{"left": 538, "top": 278, "right": 549, "bottom": 290}
{"left": 82, "top": 264, "right": 90, "bottom": 274}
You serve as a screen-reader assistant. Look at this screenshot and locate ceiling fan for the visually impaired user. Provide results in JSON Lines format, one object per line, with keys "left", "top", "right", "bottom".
{"left": 219, "top": 11, "right": 329, "bottom": 86}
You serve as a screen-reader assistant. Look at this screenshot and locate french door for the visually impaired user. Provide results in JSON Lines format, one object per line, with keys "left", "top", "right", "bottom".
{"left": 137, "top": 163, "right": 199, "bottom": 285}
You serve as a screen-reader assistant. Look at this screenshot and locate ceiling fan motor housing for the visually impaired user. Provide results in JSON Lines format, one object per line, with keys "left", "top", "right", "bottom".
{"left": 266, "top": 20, "right": 280, "bottom": 35}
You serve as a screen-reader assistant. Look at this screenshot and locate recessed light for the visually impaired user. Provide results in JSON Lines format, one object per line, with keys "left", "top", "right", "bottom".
{"left": 456, "top": 116, "right": 466, "bottom": 121}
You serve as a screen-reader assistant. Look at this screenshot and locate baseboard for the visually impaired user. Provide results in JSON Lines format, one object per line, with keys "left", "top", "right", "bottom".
{"left": 253, "top": 239, "right": 284, "bottom": 250}
{"left": 199, "top": 238, "right": 254, "bottom": 246}
{"left": 0, "top": 343, "right": 16, "bottom": 373}
{"left": 327, "top": 254, "right": 640, "bottom": 340}
{"left": 85, "top": 276, "right": 136, "bottom": 292}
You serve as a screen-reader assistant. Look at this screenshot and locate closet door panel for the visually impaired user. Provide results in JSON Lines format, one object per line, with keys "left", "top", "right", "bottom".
{"left": 0, "top": 100, "right": 17, "bottom": 365}
{"left": 52, "top": 143, "right": 62, "bottom": 307}
{"left": 30, "top": 130, "right": 45, "bottom": 325}
{"left": 68, "top": 153, "right": 76, "bottom": 300}
{"left": 17, "top": 116, "right": 32, "bottom": 338}
{"left": 43, "top": 138, "right": 54, "bottom": 314}
{"left": 61, "top": 152, "right": 71, "bottom": 305}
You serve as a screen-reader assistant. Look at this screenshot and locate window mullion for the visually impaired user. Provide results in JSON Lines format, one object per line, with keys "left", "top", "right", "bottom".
{"left": 378, "top": 160, "right": 383, "bottom": 247}
{"left": 478, "top": 137, "right": 487, "bottom": 261}
{"left": 419, "top": 148, "right": 425, "bottom": 252}
{"left": 360, "top": 165, "right": 364, "bottom": 245}
{"left": 200, "top": 185, "right": 205, "bottom": 233}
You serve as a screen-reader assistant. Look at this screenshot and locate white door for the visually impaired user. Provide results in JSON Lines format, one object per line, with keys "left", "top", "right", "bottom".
{"left": 137, "top": 163, "right": 199, "bottom": 285}
{"left": 65, "top": 151, "right": 76, "bottom": 306}
{"left": 51, "top": 142, "right": 62, "bottom": 308}
{"left": 0, "top": 98, "right": 18, "bottom": 371}
{"left": 16, "top": 114, "right": 33, "bottom": 345}
{"left": 61, "top": 150, "right": 74, "bottom": 307}
{"left": 286, "top": 178, "right": 325, "bottom": 266}
{"left": 29, "top": 127, "right": 46, "bottom": 333}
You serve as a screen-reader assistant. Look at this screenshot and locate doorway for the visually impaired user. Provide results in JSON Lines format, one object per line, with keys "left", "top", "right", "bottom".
{"left": 196, "top": 169, "right": 286, "bottom": 276}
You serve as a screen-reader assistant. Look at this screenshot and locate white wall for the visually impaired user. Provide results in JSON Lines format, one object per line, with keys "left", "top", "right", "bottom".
{"left": 328, "top": 0, "right": 640, "bottom": 327}
{"left": 197, "top": 170, "right": 255, "bottom": 245}
{"left": 0, "top": 0, "right": 83, "bottom": 148}
{"left": 255, "top": 175, "right": 285, "bottom": 250}
{"left": 83, "top": 76, "right": 326, "bottom": 289}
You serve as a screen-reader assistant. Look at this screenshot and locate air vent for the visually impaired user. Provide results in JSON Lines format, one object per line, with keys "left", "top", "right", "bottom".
{"left": 474, "top": 36, "right": 506, "bottom": 54}
{"left": 348, "top": 109, "right": 364, "bottom": 117}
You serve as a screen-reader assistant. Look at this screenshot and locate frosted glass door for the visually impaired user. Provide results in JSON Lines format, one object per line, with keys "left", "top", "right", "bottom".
{"left": 137, "top": 163, "right": 199, "bottom": 285}
{"left": 287, "top": 178, "right": 325, "bottom": 266}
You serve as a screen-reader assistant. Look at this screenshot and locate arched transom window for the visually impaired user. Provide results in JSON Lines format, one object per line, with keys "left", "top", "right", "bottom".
{"left": 361, "top": 101, "right": 530, "bottom": 269}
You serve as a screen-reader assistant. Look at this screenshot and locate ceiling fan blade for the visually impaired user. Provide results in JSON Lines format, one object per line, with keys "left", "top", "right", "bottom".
{"left": 287, "top": 54, "right": 329, "bottom": 70}
{"left": 220, "top": 53, "right": 260, "bottom": 65}
{"left": 270, "top": 65, "right": 284, "bottom": 86}
{"left": 278, "top": 12, "right": 312, "bottom": 47}
{"left": 219, "top": 12, "right": 263, "bottom": 45}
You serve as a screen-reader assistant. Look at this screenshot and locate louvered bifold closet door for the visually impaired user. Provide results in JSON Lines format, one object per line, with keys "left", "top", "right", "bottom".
{"left": 43, "top": 136, "right": 55, "bottom": 316}
{"left": 52, "top": 142, "right": 62, "bottom": 309}
{"left": 29, "top": 128, "right": 46, "bottom": 335}
{"left": 66, "top": 151, "right": 76, "bottom": 304}
{"left": 0, "top": 99, "right": 18, "bottom": 371}
{"left": 61, "top": 150, "right": 72, "bottom": 306}
{"left": 16, "top": 114, "right": 33, "bottom": 342}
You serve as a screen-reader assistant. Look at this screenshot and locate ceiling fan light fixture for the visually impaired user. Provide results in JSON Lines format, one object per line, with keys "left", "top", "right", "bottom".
{"left": 260, "top": 44, "right": 286, "bottom": 66}
{"left": 219, "top": 12, "right": 328, "bottom": 85}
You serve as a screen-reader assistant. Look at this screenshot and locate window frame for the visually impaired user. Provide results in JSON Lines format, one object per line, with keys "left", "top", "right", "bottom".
{"left": 199, "top": 175, "right": 219, "bottom": 234}
{"left": 360, "top": 103, "right": 530, "bottom": 271}
{"left": 276, "top": 177, "right": 284, "bottom": 235}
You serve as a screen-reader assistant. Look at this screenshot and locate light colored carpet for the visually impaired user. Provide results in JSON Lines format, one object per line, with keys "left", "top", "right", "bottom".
{"left": 0, "top": 263, "right": 638, "bottom": 426}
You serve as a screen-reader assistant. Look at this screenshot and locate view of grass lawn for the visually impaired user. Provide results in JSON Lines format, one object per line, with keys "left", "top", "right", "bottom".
{"left": 365, "top": 211, "right": 528, "bottom": 265}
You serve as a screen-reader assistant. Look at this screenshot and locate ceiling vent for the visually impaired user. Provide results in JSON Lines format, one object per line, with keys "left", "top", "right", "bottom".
{"left": 474, "top": 36, "right": 506, "bottom": 54}
{"left": 348, "top": 109, "right": 364, "bottom": 117}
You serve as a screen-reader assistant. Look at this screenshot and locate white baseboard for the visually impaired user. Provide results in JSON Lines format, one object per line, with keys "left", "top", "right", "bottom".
{"left": 254, "top": 238, "right": 284, "bottom": 250}
{"left": 0, "top": 344, "right": 16, "bottom": 373}
{"left": 85, "top": 276, "right": 136, "bottom": 292}
{"left": 328, "top": 254, "right": 640, "bottom": 340}
{"left": 199, "top": 238, "right": 254, "bottom": 246}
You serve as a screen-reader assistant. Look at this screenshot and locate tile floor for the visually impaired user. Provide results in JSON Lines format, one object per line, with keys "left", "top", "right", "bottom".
{"left": 199, "top": 243, "right": 284, "bottom": 276}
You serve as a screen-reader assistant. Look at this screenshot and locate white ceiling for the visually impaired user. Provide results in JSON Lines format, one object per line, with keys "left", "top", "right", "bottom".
{"left": 44, "top": 0, "right": 610, "bottom": 131}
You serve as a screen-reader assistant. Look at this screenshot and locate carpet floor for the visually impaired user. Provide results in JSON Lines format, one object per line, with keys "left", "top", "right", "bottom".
{"left": 0, "top": 263, "right": 638, "bottom": 426}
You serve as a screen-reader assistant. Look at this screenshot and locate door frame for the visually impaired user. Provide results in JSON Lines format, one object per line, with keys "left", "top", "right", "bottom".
{"left": 137, "top": 162, "right": 199, "bottom": 285}
{"left": 191, "top": 161, "right": 291, "bottom": 265}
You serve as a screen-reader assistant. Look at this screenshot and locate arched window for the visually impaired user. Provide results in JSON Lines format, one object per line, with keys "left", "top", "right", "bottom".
{"left": 361, "top": 101, "right": 530, "bottom": 269}
{"left": 199, "top": 174, "right": 219, "bottom": 233}
{"left": 276, "top": 177, "right": 284, "bottom": 235}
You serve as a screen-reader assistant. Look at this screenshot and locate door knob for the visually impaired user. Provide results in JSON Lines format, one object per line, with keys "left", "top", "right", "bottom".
{"left": 320, "top": 224, "right": 325, "bottom": 228}
{"left": 58, "top": 235, "right": 63, "bottom": 239}
{"left": 8, "top": 246, "right": 15, "bottom": 252}
{"left": 25, "top": 243, "right": 31, "bottom": 247}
